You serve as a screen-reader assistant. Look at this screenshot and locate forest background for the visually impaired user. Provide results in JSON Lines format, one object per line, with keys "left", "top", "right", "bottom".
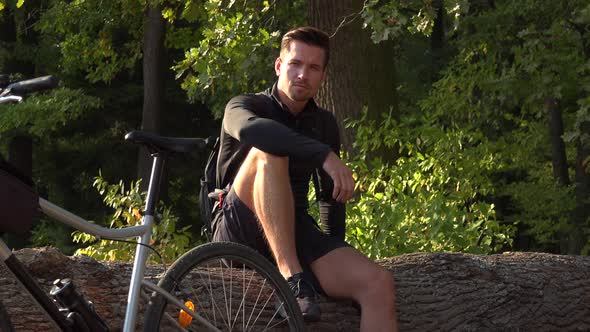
{"left": 0, "top": 0, "right": 589, "bottom": 262}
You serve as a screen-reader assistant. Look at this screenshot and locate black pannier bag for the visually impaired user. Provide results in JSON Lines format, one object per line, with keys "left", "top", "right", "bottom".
{"left": 0, "top": 160, "right": 38, "bottom": 234}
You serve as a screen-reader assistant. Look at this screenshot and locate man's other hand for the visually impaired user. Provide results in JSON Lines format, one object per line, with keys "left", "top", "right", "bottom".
{"left": 322, "top": 152, "right": 354, "bottom": 203}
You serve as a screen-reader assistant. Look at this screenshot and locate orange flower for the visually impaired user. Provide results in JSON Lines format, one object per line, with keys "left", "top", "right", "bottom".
{"left": 132, "top": 208, "right": 142, "bottom": 221}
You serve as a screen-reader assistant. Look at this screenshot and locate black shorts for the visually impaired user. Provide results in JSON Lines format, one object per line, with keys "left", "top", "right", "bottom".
{"left": 211, "top": 187, "right": 349, "bottom": 291}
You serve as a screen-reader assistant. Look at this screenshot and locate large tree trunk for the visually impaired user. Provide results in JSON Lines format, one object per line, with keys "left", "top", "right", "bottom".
{"left": 1, "top": 247, "right": 589, "bottom": 331}
{"left": 430, "top": 2, "right": 445, "bottom": 80}
{"left": 571, "top": 121, "right": 590, "bottom": 255}
{"left": 308, "top": 0, "right": 399, "bottom": 156}
{"left": 137, "top": 5, "right": 166, "bottom": 193}
{"left": 468, "top": 0, "right": 495, "bottom": 14}
{"left": 568, "top": 25, "right": 590, "bottom": 255}
{"left": 546, "top": 98, "right": 570, "bottom": 186}
{"left": 545, "top": 98, "right": 577, "bottom": 254}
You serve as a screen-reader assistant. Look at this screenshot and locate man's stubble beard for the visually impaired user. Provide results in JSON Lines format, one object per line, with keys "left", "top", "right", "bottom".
{"left": 288, "top": 86, "right": 312, "bottom": 102}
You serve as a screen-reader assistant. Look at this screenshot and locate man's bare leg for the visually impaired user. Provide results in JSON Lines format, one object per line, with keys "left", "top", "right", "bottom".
{"left": 232, "top": 147, "right": 302, "bottom": 278}
{"left": 311, "top": 247, "right": 398, "bottom": 332}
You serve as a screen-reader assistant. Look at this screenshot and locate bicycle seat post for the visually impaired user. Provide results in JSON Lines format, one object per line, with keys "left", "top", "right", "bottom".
{"left": 123, "top": 151, "right": 167, "bottom": 332}
{"left": 144, "top": 152, "right": 167, "bottom": 217}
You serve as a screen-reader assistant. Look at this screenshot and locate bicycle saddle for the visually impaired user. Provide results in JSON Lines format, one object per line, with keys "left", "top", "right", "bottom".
{"left": 125, "top": 130, "right": 210, "bottom": 154}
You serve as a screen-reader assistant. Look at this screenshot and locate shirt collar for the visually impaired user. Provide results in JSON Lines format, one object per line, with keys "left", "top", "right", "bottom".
{"left": 269, "top": 82, "right": 318, "bottom": 115}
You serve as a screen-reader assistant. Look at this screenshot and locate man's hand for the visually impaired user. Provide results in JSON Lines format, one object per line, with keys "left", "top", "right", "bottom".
{"left": 322, "top": 151, "right": 355, "bottom": 203}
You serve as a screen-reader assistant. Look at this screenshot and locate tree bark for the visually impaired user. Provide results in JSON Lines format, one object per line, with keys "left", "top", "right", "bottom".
{"left": 137, "top": 4, "right": 166, "bottom": 193}
{"left": 545, "top": 97, "right": 577, "bottom": 254}
{"left": 571, "top": 119, "right": 590, "bottom": 255}
{"left": 1, "top": 247, "right": 589, "bottom": 331}
{"left": 568, "top": 19, "right": 590, "bottom": 255}
{"left": 308, "top": 0, "right": 399, "bottom": 156}
{"left": 430, "top": 3, "right": 445, "bottom": 80}
{"left": 468, "top": 0, "right": 495, "bottom": 14}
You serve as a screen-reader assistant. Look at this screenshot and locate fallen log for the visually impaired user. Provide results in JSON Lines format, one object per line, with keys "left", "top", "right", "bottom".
{"left": 1, "top": 247, "right": 588, "bottom": 331}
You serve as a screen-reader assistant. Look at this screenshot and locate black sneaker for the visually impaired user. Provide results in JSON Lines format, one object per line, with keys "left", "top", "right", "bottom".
{"left": 286, "top": 272, "right": 321, "bottom": 322}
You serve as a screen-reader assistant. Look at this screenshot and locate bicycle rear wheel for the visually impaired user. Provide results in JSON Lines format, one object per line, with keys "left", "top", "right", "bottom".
{"left": 0, "top": 300, "right": 15, "bottom": 332}
{"left": 143, "top": 242, "right": 305, "bottom": 332}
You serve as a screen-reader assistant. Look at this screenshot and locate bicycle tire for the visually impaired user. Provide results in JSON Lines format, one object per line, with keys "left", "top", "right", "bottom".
{"left": 0, "top": 300, "right": 15, "bottom": 332}
{"left": 143, "top": 241, "right": 306, "bottom": 332}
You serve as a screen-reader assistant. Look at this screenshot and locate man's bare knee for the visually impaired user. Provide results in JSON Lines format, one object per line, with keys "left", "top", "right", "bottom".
{"left": 249, "top": 148, "right": 289, "bottom": 171}
{"left": 358, "top": 266, "right": 395, "bottom": 306}
{"left": 233, "top": 148, "right": 290, "bottom": 205}
{"left": 234, "top": 148, "right": 288, "bottom": 185}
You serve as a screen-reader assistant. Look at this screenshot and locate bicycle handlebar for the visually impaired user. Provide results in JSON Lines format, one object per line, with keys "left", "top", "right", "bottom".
{"left": 3, "top": 75, "right": 58, "bottom": 95}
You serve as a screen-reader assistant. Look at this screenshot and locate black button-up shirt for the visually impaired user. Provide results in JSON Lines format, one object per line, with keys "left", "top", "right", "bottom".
{"left": 216, "top": 83, "right": 345, "bottom": 239}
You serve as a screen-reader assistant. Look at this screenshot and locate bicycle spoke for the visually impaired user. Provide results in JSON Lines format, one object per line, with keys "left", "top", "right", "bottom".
{"left": 209, "top": 267, "right": 228, "bottom": 329}
{"left": 219, "top": 259, "right": 232, "bottom": 331}
{"left": 229, "top": 259, "right": 233, "bottom": 332}
{"left": 230, "top": 268, "right": 257, "bottom": 331}
{"left": 247, "top": 285, "right": 275, "bottom": 332}
{"left": 188, "top": 272, "right": 211, "bottom": 327}
{"left": 242, "top": 265, "right": 247, "bottom": 332}
{"left": 193, "top": 265, "right": 285, "bottom": 332}
{"left": 197, "top": 262, "right": 229, "bottom": 329}
{"left": 163, "top": 311, "right": 190, "bottom": 331}
{"left": 245, "top": 278, "right": 268, "bottom": 332}
{"left": 146, "top": 243, "right": 305, "bottom": 332}
{"left": 262, "top": 301, "right": 289, "bottom": 332}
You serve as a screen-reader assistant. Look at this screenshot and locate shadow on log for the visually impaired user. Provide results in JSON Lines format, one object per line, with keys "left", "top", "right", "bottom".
{"left": 1, "top": 247, "right": 589, "bottom": 331}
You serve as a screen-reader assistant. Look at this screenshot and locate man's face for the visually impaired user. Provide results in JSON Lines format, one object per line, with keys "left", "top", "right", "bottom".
{"left": 275, "top": 40, "right": 326, "bottom": 104}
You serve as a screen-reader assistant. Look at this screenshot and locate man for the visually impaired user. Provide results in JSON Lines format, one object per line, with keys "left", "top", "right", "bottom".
{"left": 212, "top": 26, "right": 397, "bottom": 331}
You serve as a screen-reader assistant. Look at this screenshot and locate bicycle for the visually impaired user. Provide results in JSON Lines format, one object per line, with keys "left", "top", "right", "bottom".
{"left": 0, "top": 75, "right": 306, "bottom": 332}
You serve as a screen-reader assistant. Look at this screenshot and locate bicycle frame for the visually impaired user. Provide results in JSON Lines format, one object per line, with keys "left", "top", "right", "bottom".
{"left": 0, "top": 153, "right": 220, "bottom": 332}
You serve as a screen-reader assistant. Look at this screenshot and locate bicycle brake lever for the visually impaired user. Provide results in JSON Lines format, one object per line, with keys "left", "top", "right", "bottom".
{"left": 0, "top": 95, "right": 23, "bottom": 104}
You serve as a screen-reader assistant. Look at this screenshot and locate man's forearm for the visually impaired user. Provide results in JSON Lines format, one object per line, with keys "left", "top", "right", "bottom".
{"left": 224, "top": 104, "right": 331, "bottom": 165}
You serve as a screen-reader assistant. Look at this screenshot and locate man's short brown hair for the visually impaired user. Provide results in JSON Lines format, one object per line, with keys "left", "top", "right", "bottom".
{"left": 280, "top": 26, "right": 330, "bottom": 68}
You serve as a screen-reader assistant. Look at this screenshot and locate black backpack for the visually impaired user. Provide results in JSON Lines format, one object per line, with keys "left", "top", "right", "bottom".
{"left": 199, "top": 137, "right": 225, "bottom": 240}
